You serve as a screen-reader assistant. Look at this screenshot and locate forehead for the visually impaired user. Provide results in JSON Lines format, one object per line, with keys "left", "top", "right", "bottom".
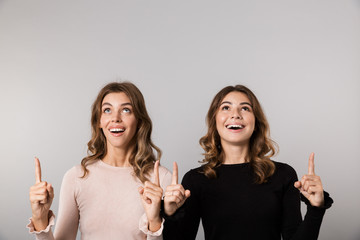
{"left": 102, "top": 92, "right": 130, "bottom": 104}
{"left": 221, "top": 91, "right": 250, "bottom": 103}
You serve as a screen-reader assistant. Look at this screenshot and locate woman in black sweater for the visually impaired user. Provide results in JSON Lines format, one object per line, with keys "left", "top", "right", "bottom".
{"left": 163, "top": 85, "right": 333, "bottom": 240}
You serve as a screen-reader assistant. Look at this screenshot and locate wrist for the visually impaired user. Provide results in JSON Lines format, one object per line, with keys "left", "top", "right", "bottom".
{"left": 148, "top": 216, "right": 162, "bottom": 232}
{"left": 312, "top": 199, "right": 325, "bottom": 207}
{"left": 32, "top": 217, "right": 49, "bottom": 231}
{"left": 32, "top": 214, "right": 47, "bottom": 223}
{"left": 32, "top": 211, "right": 51, "bottom": 231}
{"left": 164, "top": 208, "right": 175, "bottom": 216}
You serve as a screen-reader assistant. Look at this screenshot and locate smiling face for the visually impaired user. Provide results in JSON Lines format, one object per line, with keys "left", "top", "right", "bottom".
{"left": 99, "top": 92, "right": 138, "bottom": 151}
{"left": 215, "top": 91, "right": 255, "bottom": 148}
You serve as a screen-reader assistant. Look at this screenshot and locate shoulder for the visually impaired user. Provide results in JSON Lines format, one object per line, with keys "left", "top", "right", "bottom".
{"left": 63, "top": 165, "right": 83, "bottom": 180}
{"left": 273, "top": 161, "right": 296, "bottom": 174}
{"left": 59, "top": 165, "right": 83, "bottom": 195}
{"left": 158, "top": 165, "right": 171, "bottom": 177}
{"left": 180, "top": 167, "right": 210, "bottom": 196}
{"left": 182, "top": 167, "right": 206, "bottom": 185}
{"left": 184, "top": 166, "right": 204, "bottom": 178}
{"left": 271, "top": 160, "right": 298, "bottom": 182}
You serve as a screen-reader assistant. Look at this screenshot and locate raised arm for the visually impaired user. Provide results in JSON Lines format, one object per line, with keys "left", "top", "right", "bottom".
{"left": 164, "top": 168, "right": 200, "bottom": 240}
{"left": 294, "top": 153, "right": 324, "bottom": 207}
{"left": 28, "top": 162, "right": 80, "bottom": 240}
{"left": 282, "top": 153, "right": 333, "bottom": 240}
{"left": 138, "top": 160, "right": 164, "bottom": 232}
{"left": 29, "top": 157, "right": 54, "bottom": 231}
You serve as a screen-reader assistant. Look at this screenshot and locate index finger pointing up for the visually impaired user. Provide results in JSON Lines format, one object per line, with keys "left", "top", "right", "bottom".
{"left": 172, "top": 162, "right": 178, "bottom": 185}
{"left": 154, "top": 160, "right": 160, "bottom": 186}
{"left": 308, "top": 152, "right": 315, "bottom": 175}
{"left": 35, "top": 157, "right": 42, "bottom": 183}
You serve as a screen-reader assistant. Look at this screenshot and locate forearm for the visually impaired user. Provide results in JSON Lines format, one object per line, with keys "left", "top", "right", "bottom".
{"left": 284, "top": 191, "right": 333, "bottom": 240}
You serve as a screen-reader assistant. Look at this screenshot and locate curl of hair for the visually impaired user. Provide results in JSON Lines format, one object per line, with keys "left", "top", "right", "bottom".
{"left": 81, "top": 82, "right": 161, "bottom": 183}
{"left": 199, "top": 85, "right": 277, "bottom": 184}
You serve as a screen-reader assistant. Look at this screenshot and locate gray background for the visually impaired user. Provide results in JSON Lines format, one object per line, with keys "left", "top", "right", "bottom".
{"left": 0, "top": 0, "right": 359, "bottom": 239}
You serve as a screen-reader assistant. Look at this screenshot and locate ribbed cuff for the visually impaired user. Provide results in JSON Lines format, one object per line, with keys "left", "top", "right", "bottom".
{"left": 26, "top": 211, "right": 55, "bottom": 240}
{"left": 139, "top": 213, "right": 164, "bottom": 239}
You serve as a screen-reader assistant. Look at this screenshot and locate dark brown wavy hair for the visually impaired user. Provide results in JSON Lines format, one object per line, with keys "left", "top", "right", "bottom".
{"left": 199, "top": 85, "right": 277, "bottom": 184}
{"left": 81, "top": 82, "right": 161, "bottom": 183}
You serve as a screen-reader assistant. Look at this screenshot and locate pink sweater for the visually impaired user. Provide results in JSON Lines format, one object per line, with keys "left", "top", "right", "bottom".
{"left": 27, "top": 160, "right": 172, "bottom": 240}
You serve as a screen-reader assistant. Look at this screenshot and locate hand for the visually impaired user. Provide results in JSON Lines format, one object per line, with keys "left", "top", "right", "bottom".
{"left": 164, "top": 162, "right": 190, "bottom": 216}
{"left": 294, "top": 153, "right": 324, "bottom": 207}
{"left": 29, "top": 157, "right": 54, "bottom": 231}
{"left": 138, "top": 160, "right": 163, "bottom": 232}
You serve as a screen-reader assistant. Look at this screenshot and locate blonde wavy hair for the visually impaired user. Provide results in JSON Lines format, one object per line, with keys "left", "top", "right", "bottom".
{"left": 200, "top": 85, "right": 277, "bottom": 184}
{"left": 81, "top": 82, "right": 161, "bottom": 183}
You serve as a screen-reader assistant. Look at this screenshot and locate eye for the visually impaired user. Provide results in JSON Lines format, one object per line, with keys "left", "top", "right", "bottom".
{"left": 241, "top": 106, "right": 250, "bottom": 111}
{"left": 221, "top": 105, "right": 230, "bottom": 111}
{"left": 122, "top": 108, "right": 131, "bottom": 114}
{"left": 103, "top": 108, "right": 111, "bottom": 113}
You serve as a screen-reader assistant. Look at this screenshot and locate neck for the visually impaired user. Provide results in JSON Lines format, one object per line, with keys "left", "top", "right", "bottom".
{"left": 221, "top": 142, "right": 249, "bottom": 164}
{"left": 102, "top": 145, "right": 133, "bottom": 167}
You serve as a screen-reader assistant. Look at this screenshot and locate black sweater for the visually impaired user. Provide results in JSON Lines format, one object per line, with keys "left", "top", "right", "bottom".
{"left": 164, "top": 161, "right": 333, "bottom": 240}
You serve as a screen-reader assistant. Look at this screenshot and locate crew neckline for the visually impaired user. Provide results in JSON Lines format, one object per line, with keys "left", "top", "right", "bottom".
{"left": 220, "top": 162, "right": 250, "bottom": 167}
{"left": 98, "top": 159, "right": 133, "bottom": 170}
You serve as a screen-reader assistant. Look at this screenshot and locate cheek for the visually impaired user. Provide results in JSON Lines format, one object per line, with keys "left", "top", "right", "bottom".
{"left": 99, "top": 116, "right": 107, "bottom": 128}
{"left": 248, "top": 115, "right": 256, "bottom": 129}
{"left": 125, "top": 116, "right": 138, "bottom": 130}
{"left": 215, "top": 116, "right": 226, "bottom": 133}
{"left": 215, "top": 116, "right": 221, "bottom": 129}
{"left": 215, "top": 113, "right": 225, "bottom": 124}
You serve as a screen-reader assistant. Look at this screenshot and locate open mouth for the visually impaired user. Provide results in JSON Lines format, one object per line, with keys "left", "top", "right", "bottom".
{"left": 109, "top": 128, "right": 125, "bottom": 134}
{"left": 226, "top": 124, "right": 244, "bottom": 130}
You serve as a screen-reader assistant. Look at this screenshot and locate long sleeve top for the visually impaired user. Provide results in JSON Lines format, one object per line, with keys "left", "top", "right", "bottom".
{"left": 27, "top": 160, "right": 172, "bottom": 240}
{"left": 164, "top": 161, "right": 333, "bottom": 240}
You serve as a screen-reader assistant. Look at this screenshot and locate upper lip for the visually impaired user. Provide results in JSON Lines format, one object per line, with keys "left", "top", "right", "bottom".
{"left": 109, "top": 126, "right": 125, "bottom": 132}
{"left": 225, "top": 123, "right": 245, "bottom": 129}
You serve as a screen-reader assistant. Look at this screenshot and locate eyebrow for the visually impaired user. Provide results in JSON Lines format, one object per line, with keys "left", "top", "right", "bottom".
{"left": 101, "top": 102, "right": 132, "bottom": 107}
{"left": 220, "top": 101, "right": 253, "bottom": 107}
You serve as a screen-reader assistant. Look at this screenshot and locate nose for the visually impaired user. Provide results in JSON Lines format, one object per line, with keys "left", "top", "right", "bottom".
{"left": 231, "top": 108, "right": 243, "bottom": 120}
{"left": 111, "top": 111, "right": 122, "bottom": 122}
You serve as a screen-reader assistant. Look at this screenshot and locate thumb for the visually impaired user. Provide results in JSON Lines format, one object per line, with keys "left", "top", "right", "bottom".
{"left": 138, "top": 186, "right": 151, "bottom": 204}
{"left": 185, "top": 189, "right": 191, "bottom": 199}
{"left": 294, "top": 181, "right": 301, "bottom": 189}
{"left": 47, "top": 184, "right": 54, "bottom": 200}
{"left": 138, "top": 186, "right": 144, "bottom": 195}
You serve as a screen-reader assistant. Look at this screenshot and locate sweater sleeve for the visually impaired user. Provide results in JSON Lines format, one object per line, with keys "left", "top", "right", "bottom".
{"left": 139, "top": 166, "right": 173, "bottom": 240}
{"left": 163, "top": 169, "right": 201, "bottom": 240}
{"left": 27, "top": 167, "right": 80, "bottom": 240}
{"left": 138, "top": 213, "right": 165, "bottom": 240}
{"left": 52, "top": 167, "right": 80, "bottom": 239}
{"left": 281, "top": 165, "right": 333, "bottom": 240}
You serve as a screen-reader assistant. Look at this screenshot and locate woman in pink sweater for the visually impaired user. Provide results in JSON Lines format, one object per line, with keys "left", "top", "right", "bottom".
{"left": 28, "top": 82, "right": 172, "bottom": 240}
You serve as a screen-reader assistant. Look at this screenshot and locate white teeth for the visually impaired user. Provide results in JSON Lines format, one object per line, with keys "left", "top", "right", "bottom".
{"left": 110, "top": 128, "right": 125, "bottom": 132}
{"left": 226, "top": 125, "right": 244, "bottom": 129}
